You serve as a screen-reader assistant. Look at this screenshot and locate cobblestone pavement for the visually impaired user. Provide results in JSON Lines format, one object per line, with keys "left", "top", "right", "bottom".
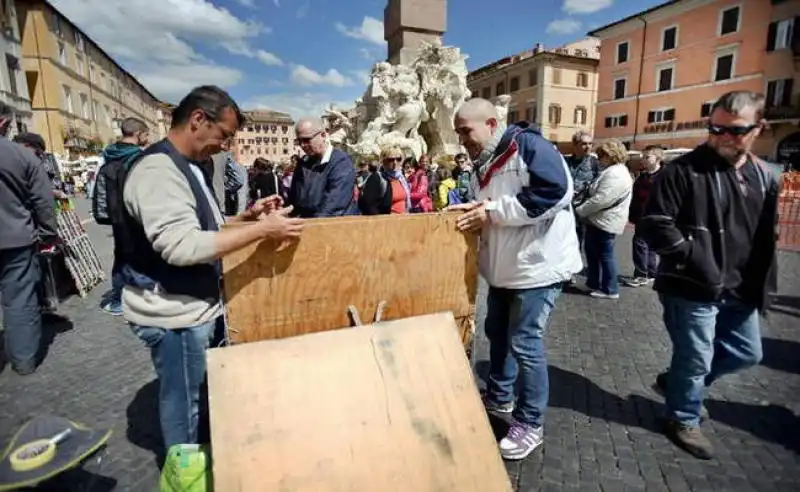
{"left": 0, "top": 198, "right": 798, "bottom": 491}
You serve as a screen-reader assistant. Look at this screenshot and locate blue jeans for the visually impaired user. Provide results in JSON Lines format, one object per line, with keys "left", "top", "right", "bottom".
{"left": 584, "top": 224, "right": 619, "bottom": 294}
{"left": 484, "top": 284, "right": 562, "bottom": 428}
{"left": 131, "top": 319, "right": 217, "bottom": 449}
{"left": 0, "top": 246, "right": 42, "bottom": 370}
{"left": 660, "top": 294, "right": 762, "bottom": 427}
{"left": 632, "top": 227, "right": 658, "bottom": 278}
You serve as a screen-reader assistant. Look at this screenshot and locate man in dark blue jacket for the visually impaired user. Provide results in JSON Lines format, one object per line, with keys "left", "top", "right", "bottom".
{"left": 0, "top": 102, "right": 58, "bottom": 375}
{"left": 289, "top": 118, "right": 358, "bottom": 218}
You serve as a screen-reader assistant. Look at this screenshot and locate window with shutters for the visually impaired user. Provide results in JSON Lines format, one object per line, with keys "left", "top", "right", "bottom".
{"left": 613, "top": 77, "right": 627, "bottom": 99}
{"left": 657, "top": 66, "right": 674, "bottom": 92}
{"left": 525, "top": 105, "right": 537, "bottom": 123}
{"left": 58, "top": 42, "right": 66, "bottom": 65}
{"left": 528, "top": 68, "right": 538, "bottom": 86}
{"left": 576, "top": 72, "right": 589, "bottom": 88}
{"left": 647, "top": 108, "right": 676, "bottom": 123}
{"left": 700, "top": 101, "right": 715, "bottom": 118}
{"left": 496, "top": 81, "right": 506, "bottom": 95}
{"left": 616, "top": 41, "right": 629, "bottom": 64}
{"left": 508, "top": 110, "right": 518, "bottom": 124}
{"left": 548, "top": 104, "right": 561, "bottom": 125}
{"left": 766, "top": 18, "right": 795, "bottom": 51}
{"left": 766, "top": 78, "right": 794, "bottom": 107}
{"left": 662, "top": 26, "right": 678, "bottom": 51}
{"left": 482, "top": 86, "right": 491, "bottom": 99}
{"left": 574, "top": 106, "right": 587, "bottom": 125}
{"left": 510, "top": 76, "right": 520, "bottom": 92}
{"left": 719, "top": 6, "right": 741, "bottom": 36}
{"left": 714, "top": 52, "right": 735, "bottom": 81}
{"left": 604, "top": 114, "right": 628, "bottom": 128}
{"left": 552, "top": 68, "right": 562, "bottom": 85}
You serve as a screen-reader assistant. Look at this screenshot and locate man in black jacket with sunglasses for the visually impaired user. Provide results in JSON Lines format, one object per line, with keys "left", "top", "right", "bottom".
{"left": 639, "top": 90, "right": 780, "bottom": 460}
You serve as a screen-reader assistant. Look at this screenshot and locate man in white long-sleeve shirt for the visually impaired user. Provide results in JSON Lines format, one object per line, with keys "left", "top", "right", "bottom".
{"left": 450, "top": 98, "right": 582, "bottom": 460}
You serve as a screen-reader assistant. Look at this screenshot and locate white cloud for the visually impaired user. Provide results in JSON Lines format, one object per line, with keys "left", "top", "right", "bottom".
{"left": 255, "top": 50, "right": 283, "bottom": 66}
{"left": 335, "top": 16, "right": 385, "bottom": 46}
{"left": 290, "top": 65, "right": 353, "bottom": 87}
{"left": 243, "top": 92, "right": 355, "bottom": 120}
{"left": 139, "top": 65, "right": 244, "bottom": 103}
{"left": 350, "top": 70, "right": 371, "bottom": 85}
{"left": 49, "top": 0, "right": 271, "bottom": 101}
{"left": 562, "top": 0, "right": 614, "bottom": 15}
{"left": 546, "top": 18, "right": 582, "bottom": 35}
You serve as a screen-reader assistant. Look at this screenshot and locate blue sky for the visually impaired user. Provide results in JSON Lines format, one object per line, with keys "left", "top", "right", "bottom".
{"left": 53, "top": 0, "right": 665, "bottom": 118}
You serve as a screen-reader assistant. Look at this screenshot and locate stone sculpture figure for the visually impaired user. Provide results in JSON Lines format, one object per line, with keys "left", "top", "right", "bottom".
{"left": 349, "top": 39, "right": 472, "bottom": 159}
{"left": 323, "top": 107, "right": 353, "bottom": 147}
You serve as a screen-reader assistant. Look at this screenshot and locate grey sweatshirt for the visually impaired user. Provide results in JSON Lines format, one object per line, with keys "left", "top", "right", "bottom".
{"left": 122, "top": 153, "right": 224, "bottom": 329}
{"left": 0, "top": 138, "right": 57, "bottom": 250}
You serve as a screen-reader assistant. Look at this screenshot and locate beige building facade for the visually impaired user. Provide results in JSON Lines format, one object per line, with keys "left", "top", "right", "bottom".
{"left": 467, "top": 38, "right": 601, "bottom": 152}
{"left": 232, "top": 110, "right": 296, "bottom": 167}
{"left": 1, "top": 0, "right": 33, "bottom": 138}
{"left": 17, "top": 0, "right": 161, "bottom": 157}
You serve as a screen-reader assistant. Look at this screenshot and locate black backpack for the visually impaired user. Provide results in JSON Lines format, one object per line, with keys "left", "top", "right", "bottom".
{"left": 91, "top": 154, "right": 140, "bottom": 226}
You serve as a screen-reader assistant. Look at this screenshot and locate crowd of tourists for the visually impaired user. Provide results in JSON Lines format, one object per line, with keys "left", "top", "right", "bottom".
{"left": 0, "top": 85, "right": 780, "bottom": 468}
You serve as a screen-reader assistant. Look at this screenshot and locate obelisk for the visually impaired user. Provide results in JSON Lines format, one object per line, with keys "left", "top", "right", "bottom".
{"left": 384, "top": 0, "right": 447, "bottom": 65}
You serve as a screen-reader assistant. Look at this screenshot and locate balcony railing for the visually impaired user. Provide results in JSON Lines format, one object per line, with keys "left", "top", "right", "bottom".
{"left": 766, "top": 104, "right": 800, "bottom": 121}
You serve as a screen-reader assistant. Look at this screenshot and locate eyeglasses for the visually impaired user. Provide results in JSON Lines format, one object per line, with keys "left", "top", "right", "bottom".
{"left": 296, "top": 131, "right": 322, "bottom": 144}
{"left": 384, "top": 157, "right": 402, "bottom": 163}
{"left": 707, "top": 124, "right": 758, "bottom": 137}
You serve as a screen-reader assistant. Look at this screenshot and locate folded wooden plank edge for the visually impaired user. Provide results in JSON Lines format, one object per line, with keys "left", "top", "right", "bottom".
{"left": 206, "top": 312, "right": 513, "bottom": 492}
{"left": 221, "top": 213, "right": 479, "bottom": 344}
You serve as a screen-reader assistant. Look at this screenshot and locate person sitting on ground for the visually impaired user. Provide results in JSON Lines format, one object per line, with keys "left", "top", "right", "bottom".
{"left": 288, "top": 118, "right": 359, "bottom": 218}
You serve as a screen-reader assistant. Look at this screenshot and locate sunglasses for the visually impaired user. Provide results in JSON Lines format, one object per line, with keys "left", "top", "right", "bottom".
{"left": 707, "top": 124, "right": 758, "bottom": 137}
{"left": 384, "top": 157, "right": 403, "bottom": 163}
{"left": 296, "top": 131, "right": 322, "bottom": 144}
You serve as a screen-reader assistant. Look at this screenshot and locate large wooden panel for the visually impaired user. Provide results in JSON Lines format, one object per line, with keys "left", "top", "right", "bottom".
{"left": 222, "top": 213, "right": 479, "bottom": 344}
{"left": 206, "top": 312, "right": 512, "bottom": 492}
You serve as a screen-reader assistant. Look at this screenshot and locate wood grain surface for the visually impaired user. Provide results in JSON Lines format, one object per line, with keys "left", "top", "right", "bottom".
{"left": 206, "top": 312, "right": 513, "bottom": 492}
{"left": 222, "top": 213, "right": 479, "bottom": 344}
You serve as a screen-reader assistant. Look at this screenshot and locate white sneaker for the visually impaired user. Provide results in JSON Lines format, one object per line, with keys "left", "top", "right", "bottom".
{"left": 589, "top": 291, "right": 620, "bottom": 300}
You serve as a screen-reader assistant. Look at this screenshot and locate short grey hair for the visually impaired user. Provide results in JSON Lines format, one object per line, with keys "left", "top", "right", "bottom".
{"left": 711, "top": 91, "right": 765, "bottom": 120}
{"left": 120, "top": 117, "right": 148, "bottom": 137}
{"left": 572, "top": 130, "right": 592, "bottom": 144}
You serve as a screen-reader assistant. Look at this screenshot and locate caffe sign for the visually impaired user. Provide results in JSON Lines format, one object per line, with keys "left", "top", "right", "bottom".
{"left": 644, "top": 118, "right": 708, "bottom": 134}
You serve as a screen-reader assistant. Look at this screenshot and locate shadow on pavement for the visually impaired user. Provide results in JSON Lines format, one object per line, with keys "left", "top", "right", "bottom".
{"left": 761, "top": 337, "right": 800, "bottom": 374}
{"left": 38, "top": 313, "right": 74, "bottom": 367}
{"left": 769, "top": 295, "right": 800, "bottom": 318}
{"left": 475, "top": 361, "right": 663, "bottom": 434}
{"left": 126, "top": 380, "right": 165, "bottom": 468}
{"left": 25, "top": 465, "right": 117, "bottom": 491}
{"left": 705, "top": 400, "right": 800, "bottom": 454}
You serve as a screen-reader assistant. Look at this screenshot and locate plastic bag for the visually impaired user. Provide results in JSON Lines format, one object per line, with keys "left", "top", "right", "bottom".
{"left": 159, "top": 444, "right": 212, "bottom": 492}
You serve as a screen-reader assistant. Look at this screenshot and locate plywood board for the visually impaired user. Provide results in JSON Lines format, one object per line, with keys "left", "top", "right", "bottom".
{"left": 222, "top": 213, "right": 479, "bottom": 344}
{"left": 206, "top": 312, "right": 512, "bottom": 492}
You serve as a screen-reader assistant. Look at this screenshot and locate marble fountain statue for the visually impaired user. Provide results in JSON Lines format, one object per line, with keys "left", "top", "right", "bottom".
{"left": 339, "top": 40, "right": 511, "bottom": 159}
